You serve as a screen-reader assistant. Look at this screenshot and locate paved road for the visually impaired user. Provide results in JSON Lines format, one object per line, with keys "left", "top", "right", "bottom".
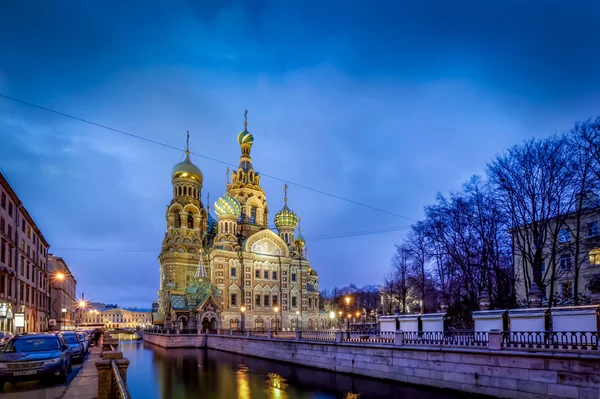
{"left": 1, "top": 353, "right": 89, "bottom": 399}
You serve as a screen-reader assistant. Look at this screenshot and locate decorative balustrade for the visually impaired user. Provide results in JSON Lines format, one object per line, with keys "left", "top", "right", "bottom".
{"left": 343, "top": 331, "right": 394, "bottom": 343}
{"left": 299, "top": 330, "right": 336, "bottom": 341}
{"left": 403, "top": 331, "right": 489, "bottom": 347}
{"left": 502, "top": 331, "right": 600, "bottom": 351}
{"left": 97, "top": 332, "right": 132, "bottom": 399}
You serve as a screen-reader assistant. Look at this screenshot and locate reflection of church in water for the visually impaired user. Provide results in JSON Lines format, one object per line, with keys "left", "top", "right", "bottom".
{"left": 157, "top": 112, "right": 325, "bottom": 331}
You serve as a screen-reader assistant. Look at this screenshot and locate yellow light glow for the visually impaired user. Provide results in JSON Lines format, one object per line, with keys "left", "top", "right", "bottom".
{"left": 355, "top": 311, "right": 360, "bottom": 317}
{"left": 240, "top": 306, "right": 246, "bottom": 313}
{"left": 338, "top": 311, "right": 342, "bottom": 316}
{"left": 273, "top": 306, "right": 279, "bottom": 313}
{"left": 345, "top": 296, "right": 350, "bottom": 305}
{"left": 55, "top": 272, "right": 65, "bottom": 280}
{"left": 295, "top": 310, "right": 300, "bottom": 315}
{"left": 347, "top": 314, "right": 351, "bottom": 318}
{"left": 329, "top": 311, "right": 335, "bottom": 319}
{"left": 78, "top": 300, "right": 87, "bottom": 308}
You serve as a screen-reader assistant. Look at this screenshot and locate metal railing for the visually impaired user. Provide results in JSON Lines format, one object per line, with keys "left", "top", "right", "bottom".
{"left": 343, "top": 331, "right": 395, "bottom": 343}
{"left": 501, "top": 331, "right": 599, "bottom": 350}
{"left": 299, "top": 330, "right": 336, "bottom": 341}
{"left": 110, "top": 359, "right": 132, "bottom": 399}
{"left": 403, "top": 331, "right": 489, "bottom": 347}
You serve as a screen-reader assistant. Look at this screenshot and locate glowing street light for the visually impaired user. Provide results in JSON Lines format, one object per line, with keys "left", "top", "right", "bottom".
{"left": 240, "top": 306, "right": 246, "bottom": 332}
{"left": 344, "top": 297, "right": 350, "bottom": 306}
{"left": 273, "top": 306, "right": 279, "bottom": 331}
{"left": 55, "top": 272, "right": 65, "bottom": 281}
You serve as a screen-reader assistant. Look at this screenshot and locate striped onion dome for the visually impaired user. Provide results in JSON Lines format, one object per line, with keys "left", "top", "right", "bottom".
{"left": 237, "top": 129, "right": 254, "bottom": 146}
{"left": 214, "top": 192, "right": 241, "bottom": 218}
{"left": 274, "top": 204, "right": 299, "bottom": 229}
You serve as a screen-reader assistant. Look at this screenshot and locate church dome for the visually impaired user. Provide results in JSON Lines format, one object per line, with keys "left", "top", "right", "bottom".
{"left": 275, "top": 204, "right": 299, "bottom": 229}
{"left": 238, "top": 129, "right": 254, "bottom": 146}
{"left": 172, "top": 154, "right": 203, "bottom": 183}
{"left": 294, "top": 228, "right": 306, "bottom": 246}
{"left": 214, "top": 192, "right": 241, "bottom": 218}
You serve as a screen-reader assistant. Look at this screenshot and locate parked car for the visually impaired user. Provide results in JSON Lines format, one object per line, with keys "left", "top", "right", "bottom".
{"left": 77, "top": 332, "right": 89, "bottom": 353}
{"left": 0, "top": 333, "right": 72, "bottom": 391}
{"left": 0, "top": 332, "right": 13, "bottom": 348}
{"left": 60, "top": 332, "right": 84, "bottom": 363}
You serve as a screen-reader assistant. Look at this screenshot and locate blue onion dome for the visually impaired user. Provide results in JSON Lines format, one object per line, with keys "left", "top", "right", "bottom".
{"left": 275, "top": 204, "right": 299, "bottom": 229}
{"left": 238, "top": 129, "right": 254, "bottom": 146}
{"left": 214, "top": 191, "right": 241, "bottom": 218}
{"left": 172, "top": 154, "right": 203, "bottom": 183}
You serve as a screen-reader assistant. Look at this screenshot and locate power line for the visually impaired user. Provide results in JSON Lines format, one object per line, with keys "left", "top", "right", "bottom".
{"left": 51, "top": 225, "right": 410, "bottom": 252}
{"left": 0, "top": 93, "right": 415, "bottom": 221}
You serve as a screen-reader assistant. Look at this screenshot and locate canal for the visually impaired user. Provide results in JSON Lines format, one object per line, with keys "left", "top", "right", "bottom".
{"left": 118, "top": 338, "right": 467, "bottom": 399}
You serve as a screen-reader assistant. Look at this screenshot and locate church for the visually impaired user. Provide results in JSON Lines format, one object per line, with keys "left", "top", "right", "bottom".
{"left": 157, "top": 112, "right": 324, "bottom": 332}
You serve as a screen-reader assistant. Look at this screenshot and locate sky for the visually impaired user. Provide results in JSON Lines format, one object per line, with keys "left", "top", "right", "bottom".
{"left": 0, "top": 1, "right": 599, "bottom": 308}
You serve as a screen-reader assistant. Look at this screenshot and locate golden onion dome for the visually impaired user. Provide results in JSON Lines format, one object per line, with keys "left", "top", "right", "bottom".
{"left": 275, "top": 204, "right": 299, "bottom": 229}
{"left": 214, "top": 192, "right": 241, "bottom": 218}
{"left": 294, "top": 228, "right": 306, "bottom": 246}
{"left": 172, "top": 154, "right": 203, "bottom": 183}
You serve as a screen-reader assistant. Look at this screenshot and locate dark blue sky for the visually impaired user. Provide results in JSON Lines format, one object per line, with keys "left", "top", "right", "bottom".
{"left": 1, "top": 1, "right": 599, "bottom": 307}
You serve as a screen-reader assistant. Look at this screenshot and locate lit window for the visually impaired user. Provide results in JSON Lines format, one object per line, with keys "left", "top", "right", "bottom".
{"left": 561, "top": 281, "right": 573, "bottom": 298}
{"left": 589, "top": 249, "right": 600, "bottom": 265}
{"left": 559, "top": 229, "right": 570, "bottom": 243}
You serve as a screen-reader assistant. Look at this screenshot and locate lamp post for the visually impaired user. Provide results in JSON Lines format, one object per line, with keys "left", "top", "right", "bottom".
{"left": 329, "top": 311, "right": 335, "bottom": 329}
{"left": 295, "top": 310, "right": 300, "bottom": 331}
{"left": 338, "top": 310, "right": 342, "bottom": 329}
{"left": 240, "top": 306, "right": 246, "bottom": 332}
{"left": 344, "top": 296, "right": 351, "bottom": 333}
{"left": 76, "top": 298, "right": 88, "bottom": 328}
{"left": 273, "top": 306, "right": 279, "bottom": 331}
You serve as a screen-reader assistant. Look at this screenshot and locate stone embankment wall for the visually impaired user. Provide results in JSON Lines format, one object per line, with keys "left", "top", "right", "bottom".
{"left": 144, "top": 333, "right": 600, "bottom": 399}
{"left": 143, "top": 332, "right": 206, "bottom": 348}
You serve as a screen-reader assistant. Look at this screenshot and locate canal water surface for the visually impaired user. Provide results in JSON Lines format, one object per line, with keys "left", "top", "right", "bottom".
{"left": 119, "top": 339, "right": 465, "bottom": 399}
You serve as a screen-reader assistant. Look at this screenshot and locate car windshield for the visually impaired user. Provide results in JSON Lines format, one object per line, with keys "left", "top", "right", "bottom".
{"left": 5, "top": 337, "right": 60, "bottom": 352}
{"left": 63, "top": 335, "right": 79, "bottom": 344}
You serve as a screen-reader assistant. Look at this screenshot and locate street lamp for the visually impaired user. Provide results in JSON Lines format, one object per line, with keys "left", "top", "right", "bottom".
{"left": 273, "top": 306, "right": 279, "bottom": 331}
{"left": 344, "top": 297, "right": 351, "bottom": 334}
{"left": 329, "top": 311, "right": 335, "bottom": 329}
{"left": 55, "top": 272, "right": 65, "bottom": 281}
{"left": 240, "top": 306, "right": 246, "bottom": 332}
{"left": 338, "top": 310, "right": 342, "bottom": 329}
{"left": 295, "top": 310, "right": 300, "bottom": 331}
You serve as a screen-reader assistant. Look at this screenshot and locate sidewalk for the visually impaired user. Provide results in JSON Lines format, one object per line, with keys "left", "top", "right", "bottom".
{"left": 62, "top": 345, "right": 101, "bottom": 399}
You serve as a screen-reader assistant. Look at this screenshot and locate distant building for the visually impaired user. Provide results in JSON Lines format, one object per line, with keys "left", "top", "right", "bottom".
{"left": 48, "top": 255, "right": 77, "bottom": 330}
{"left": 513, "top": 192, "right": 600, "bottom": 304}
{"left": 0, "top": 172, "right": 51, "bottom": 333}
{"left": 81, "top": 304, "right": 152, "bottom": 329}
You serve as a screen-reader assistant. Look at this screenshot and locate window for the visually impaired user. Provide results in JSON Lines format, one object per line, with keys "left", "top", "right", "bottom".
{"left": 8, "top": 202, "right": 12, "bottom": 217}
{"left": 309, "top": 298, "right": 313, "bottom": 308}
{"left": 0, "top": 217, "right": 4, "bottom": 233}
{"left": 21, "top": 222, "right": 25, "bottom": 233}
{"left": 187, "top": 214, "right": 194, "bottom": 229}
{"left": 561, "top": 280, "right": 573, "bottom": 298}
{"left": 541, "top": 261, "right": 546, "bottom": 273}
{"left": 27, "top": 225, "right": 31, "bottom": 239}
{"left": 255, "top": 270, "right": 259, "bottom": 278}
{"left": 231, "top": 267, "right": 236, "bottom": 277}
{"left": 263, "top": 271, "right": 269, "bottom": 279}
{"left": 589, "top": 249, "right": 600, "bottom": 265}
{"left": 559, "top": 255, "right": 571, "bottom": 270}
{"left": 263, "top": 295, "right": 270, "bottom": 307}
{"left": 230, "top": 293, "right": 237, "bottom": 306}
{"left": 272, "top": 271, "right": 277, "bottom": 280}
{"left": 255, "top": 295, "right": 261, "bottom": 307}
{"left": 291, "top": 273, "right": 296, "bottom": 282}
{"left": 0, "top": 239, "right": 5, "bottom": 264}
{"left": 7, "top": 226, "right": 11, "bottom": 240}
{"left": 588, "top": 221, "right": 599, "bottom": 237}
{"left": 559, "top": 229, "right": 570, "bottom": 243}
{"left": 291, "top": 296, "right": 297, "bottom": 308}
{"left": 0, "top": 192, "right": 5, "bottom": 209}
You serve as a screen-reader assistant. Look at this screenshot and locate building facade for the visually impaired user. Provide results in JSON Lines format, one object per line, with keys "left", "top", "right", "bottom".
{"left": 0, "top": 172, "right": 51, "bottom": 333}
{"left": 48, "top": 255, "right": 77, "bottom": 331}
{"left": 157, "top": 114, "right": 325, "bottom": 331}
{"left": 81, "top": 305, "right": 152, "bottom": 329}
{"left": 513, "top": 195, "right": 600, "bottom": 305}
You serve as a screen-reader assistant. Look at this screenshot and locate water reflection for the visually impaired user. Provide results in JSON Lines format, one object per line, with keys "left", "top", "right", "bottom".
{"left": 120, "top": 341, "right": 466, "bottom": 399}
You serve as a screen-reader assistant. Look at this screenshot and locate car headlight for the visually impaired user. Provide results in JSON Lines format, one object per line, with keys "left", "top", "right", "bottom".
{"left": 44, "top": 357, "right": 61, "bottom": 365}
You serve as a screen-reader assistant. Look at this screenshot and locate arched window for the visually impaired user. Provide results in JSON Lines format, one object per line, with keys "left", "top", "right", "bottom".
{"left": 187, "top": 213, "right": 194, "bottom": 229}
{"left": 175, "top": 214, "right": 181, "bottom": 228}
{"left": 250, "top": 206, "right": 257, "bottom": 224}
{"left": 308, "top": 298, "right": 313, "bottom": 308}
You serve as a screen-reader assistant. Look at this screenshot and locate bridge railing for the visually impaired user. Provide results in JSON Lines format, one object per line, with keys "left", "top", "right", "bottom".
{"left": 501, "top": 331, "right": 599, "bottom": 350}
{"left": 403, "top": 331, "right": 489, "bottom": 347}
